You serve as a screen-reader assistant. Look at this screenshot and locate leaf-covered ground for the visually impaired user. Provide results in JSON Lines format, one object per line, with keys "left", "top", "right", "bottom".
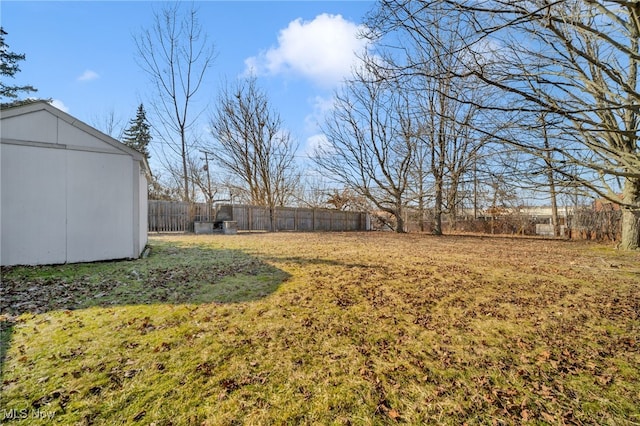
{"left": 1, "top": 233, "right": 638, "bottom": 425}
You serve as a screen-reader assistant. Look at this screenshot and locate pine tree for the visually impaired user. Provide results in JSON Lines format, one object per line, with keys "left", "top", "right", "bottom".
{"left": 122, "top": 103, "right": 152, "bottom": 160}
{"left": 1, "top": 27, "right": 37, "bottom": 103}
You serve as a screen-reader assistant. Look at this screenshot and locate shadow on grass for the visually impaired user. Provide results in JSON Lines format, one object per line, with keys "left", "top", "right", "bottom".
{"left": 0, "top": 241, "right": 289, "bottom": 377}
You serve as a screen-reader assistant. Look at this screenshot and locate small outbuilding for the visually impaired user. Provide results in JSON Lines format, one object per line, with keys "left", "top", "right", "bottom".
{"left": 1, "top": 101, "right": 148, "bottom": 266}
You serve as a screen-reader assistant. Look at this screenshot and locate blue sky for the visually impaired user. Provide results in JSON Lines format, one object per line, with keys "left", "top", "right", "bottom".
{"left": 2, "top": 1, "right": 375, "bottom": 173}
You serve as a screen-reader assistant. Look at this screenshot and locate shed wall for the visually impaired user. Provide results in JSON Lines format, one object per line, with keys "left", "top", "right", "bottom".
{"left": 66, "top": 149, "right": 135, "bottom": 263}
{"left": 1, "top": 143, "right": 68, "bottom": 264}
{"left": 138, "top": 168, "right": 148, "bottom": 253}
{"left": 1, "top": 142, "right": 138, "bottom": 265}
{"left": 1, "top": 104, "right": 147, "bottom": 266}
{"left": 2, "top": 110, "right": 59, "bottom": 144}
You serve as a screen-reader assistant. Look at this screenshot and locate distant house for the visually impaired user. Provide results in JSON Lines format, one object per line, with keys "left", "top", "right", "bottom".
{"left": 1, "top": 101, "right": 148, "bottom": 266}
{"left": 593, "top": 198, "right": 622, "bottom": 212}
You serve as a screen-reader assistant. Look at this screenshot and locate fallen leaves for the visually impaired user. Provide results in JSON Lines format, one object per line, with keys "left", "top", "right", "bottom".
{"left": 2, "top": 233, "right": 639, "bottom": 425}
{"left": 384, "top": 407, "right": 402, "bottom": 422}
{"left": 0, "top": 245, "right": 287, "bottom": 316}
{"left": 132, "top": 410, "right": 146, "bottom": 422}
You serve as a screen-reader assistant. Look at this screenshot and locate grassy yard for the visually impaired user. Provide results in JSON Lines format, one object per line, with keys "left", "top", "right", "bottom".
{"left": 1, "top": 233, "right": 638, "bottom": 425}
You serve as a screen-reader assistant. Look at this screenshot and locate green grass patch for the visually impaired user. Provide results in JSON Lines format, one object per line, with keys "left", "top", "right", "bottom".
{"left": 1, "top": 233, "right": 639, "bottom": 424}
{"left": 1, "top": 239, "right": 287, "bottom": 313}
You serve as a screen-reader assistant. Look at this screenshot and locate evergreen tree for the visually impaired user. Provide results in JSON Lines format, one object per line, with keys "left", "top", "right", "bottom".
{"left": 122, "top": 103, "right": 152, "bottom": 160}
{"left": 1, "top": 27, "right": 37, "bottom": 103}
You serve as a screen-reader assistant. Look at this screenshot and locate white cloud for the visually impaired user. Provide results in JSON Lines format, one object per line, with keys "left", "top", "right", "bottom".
{"left": 311, "top": 95, "right": 335, "bottom": 118}
{"left": 245, "top": 14, "right": 370, "bottom": 88}
{"left": 77, "top": 69, "right": 100, "bottom": 82}
{"left": 50, "top": 99, "right": 69, "bottom": 112}
{"left": 303, "top": 94, "right": 335, "bottom": 135}
{"left": 305, "top": 133, "right": 330, "bottom": 156}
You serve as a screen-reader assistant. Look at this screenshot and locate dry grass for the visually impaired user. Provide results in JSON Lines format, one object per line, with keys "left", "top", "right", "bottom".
{"left": 1, "top": 232, "right": 639, "bottom": 425}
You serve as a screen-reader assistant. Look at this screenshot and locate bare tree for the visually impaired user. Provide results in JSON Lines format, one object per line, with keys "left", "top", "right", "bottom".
{"left": 407, "top": 138, "right": 431, "bottom": 232}
{"left": 325, "top": 188, "right": 366, "bottom": 211}
{"left": 134, "top": 2, "right": 216, "bottom": 203}
{"left": 364, "top": 3, "right": 493, "bottom": 235}
{"left": 415, "top": 76, "right": 489, "bottom": 234}
{"left": 479, "top": 0, "right": 640, "bottom": 249}
{"left": 373, "top": 0, "right": 640, "bottom": 249}
{"left": 148, "top": 171, "right": 182, "bottom": 201}
{"left": 207, "top": 77, "right": 299, "bottom": 230}
{"left": 91, "top": 108, "right": 125, "bottom": 140}
{"left": 526, "top": 114, "right": 565, "bottom": 237}
{"left": 485, "top": 115, "right": 572, "bottom": 237}
{"left": 186, "top": 153, "right": 217, "bottom": 203}
{"left": 313, "top": 63, "right": 415, "bottom": 233}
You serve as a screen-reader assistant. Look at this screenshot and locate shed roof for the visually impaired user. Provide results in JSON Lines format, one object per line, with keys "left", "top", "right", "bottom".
{"left": 1, "top": 100, "right": 149, "bottom": 172}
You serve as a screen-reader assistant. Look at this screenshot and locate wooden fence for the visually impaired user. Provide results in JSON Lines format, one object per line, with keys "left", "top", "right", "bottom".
{"left": 148, "top": 201, "right": 370, "bottom": 233}
{"left": 231, "top": 204, "right": 369, "bottom": 232}
{"left": 148, "top": 201, "right": 213, "bottom": 233}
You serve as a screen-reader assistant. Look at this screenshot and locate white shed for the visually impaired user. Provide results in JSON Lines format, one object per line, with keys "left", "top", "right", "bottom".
{"left": 1, "top": 101, "right": 148, "bottom": 266}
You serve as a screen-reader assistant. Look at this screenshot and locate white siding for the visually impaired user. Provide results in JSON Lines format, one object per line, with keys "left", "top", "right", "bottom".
{"left": 1, "top": 110, "right": 59, "bottom": 144}
{"left": 66, "top": 150, "right": 134, "bottom": 263}
{"left": 1, "top": 102, "right": 148, "bottom": 266}
{"left": 58, "top": 119, "right": 123, "bottom": 153}
{"left": 1, "top": 143, "right": 68, "bottom": 265}
{"left": 137, "top": 166, "right": 149, "bottom": 255}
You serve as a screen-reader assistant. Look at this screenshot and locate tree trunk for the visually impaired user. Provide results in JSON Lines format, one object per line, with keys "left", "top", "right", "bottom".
{"left": 269, "top": 207, "right": 276, "bottom": 232}
{"left": 181, "top": 133, "right": 190, "bottom": 203}
{"left": 394, "top": 198, "right": 406, "bottom": 233}
{"left": 620, "top": 209, "right": 640, "bottom": 250}
{"left": 550, "top": 188, "right": 560, "bottom": 237}
{"left": 433, "top": 177, "right": 443, "bottom": 236}
{"left": 418, "top": 194, "right": 425, "bottom": 232}
{"left": 417, "top": 173, "right": 426, "bottom": 232}
{"left": 542, "top": 115, "right": 560, "bottom": 237}
{"left": 447, "top": 211, "right": 457, "bottom": 231}
{"left": 395, "top": 212, "right": 405, "bottom": 233}
{"left": 620, "top": 178, "right": 640, "bottom": 250}
{"left": 446, "top": 186, "right": 458, "bottom": 231}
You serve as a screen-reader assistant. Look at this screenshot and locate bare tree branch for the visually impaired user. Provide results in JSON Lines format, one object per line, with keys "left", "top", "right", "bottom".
{"left": 134, "top": 3, "right": 216, "bottom": 202}
{"left": 207, "top": 77, "right": 299, "bottom": 230}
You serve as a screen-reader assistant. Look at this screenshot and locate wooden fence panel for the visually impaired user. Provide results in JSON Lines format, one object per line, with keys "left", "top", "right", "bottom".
{"left": 148, "top": 201, "right": 212, "bottom": 232}
{"left": 247, "top": 206, "right": 271, "bottom": 231}
{"left": 231, "top": 204, "right": 249, "bottom": 231}
{"left": 276, "top": 207, "right": 294, "bottom": 231}
{"left": 296, "top": 209, "right": 314, "bottom": 231}
{"left": 148, "top": 201, "right": 369, "bottom": 232}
